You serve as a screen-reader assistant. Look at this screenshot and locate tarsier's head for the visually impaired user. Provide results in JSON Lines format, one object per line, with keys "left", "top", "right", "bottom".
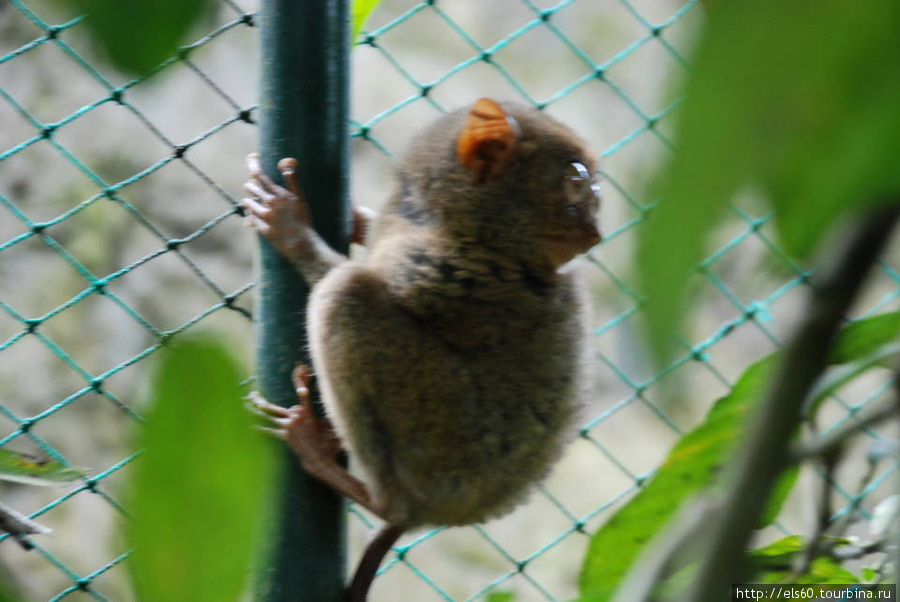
{"left": 402, "top": 98, "right": 602, "bottom": 268}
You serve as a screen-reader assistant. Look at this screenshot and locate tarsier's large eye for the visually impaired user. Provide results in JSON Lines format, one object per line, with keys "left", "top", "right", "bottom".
{"left": 563, "top": 162, "right": 601, "bottom": 203}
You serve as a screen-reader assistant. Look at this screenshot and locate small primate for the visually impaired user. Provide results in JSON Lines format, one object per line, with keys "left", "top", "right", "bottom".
{"left": 243, "top": 98, "right": 601, "bottom": 601}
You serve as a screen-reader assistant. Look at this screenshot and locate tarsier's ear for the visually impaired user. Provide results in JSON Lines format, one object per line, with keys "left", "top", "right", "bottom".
{"left": 456, "top": 98, "right": 519, "bottom": 184}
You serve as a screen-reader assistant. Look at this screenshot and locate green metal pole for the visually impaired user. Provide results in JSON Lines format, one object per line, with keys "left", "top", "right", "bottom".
{"left": 256, "top": 0, "right": 350, "bottom": 600}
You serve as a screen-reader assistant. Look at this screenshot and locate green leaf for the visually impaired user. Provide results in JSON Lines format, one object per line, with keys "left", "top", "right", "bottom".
{"left": 750, "top": 536, "right": 860, "bottom": 585}
{"left": 637, "top": 0, "right": 900, "bottom": 365}
{"left": 750, "top": 535, "right": 805, "bottom": 565}
{"left": 804, "top": 311, "right": 900, "bottom": 416}
{"left": 757, "top": 466, "right": 799, "bottom": 529}
{"left": 579, "top": 356, "right": 777, "bottom": 600}
{"left": 75, "top": 0, "right": 215, "bottom": 75}
{"left": 831, "top": 311, "right": 900, "bottom": 364}
{"left": 744, "top": 2, "right": 900, "bottom": 258}
{"left": 352, "top": 0, "right": 382, "bottom": 45}
{"left": 653, "top": 563, "right": 698, "bottom": 601}
{"left": 759, "top": 558, "right": 860, "bottom": 586}
{"left": 486, "top": 592, "right": 516, "bottom": 602}
{"left": 807, "top": 343, "right": 900, "bottom": 417}
{"left": 0, "top": 449, "right": 85, "bottom": 486}
{"left": 128, "top": 336, "right": 273, "bottom": 602}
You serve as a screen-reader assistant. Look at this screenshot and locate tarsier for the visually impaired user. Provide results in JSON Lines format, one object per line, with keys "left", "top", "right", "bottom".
{"left": 243, "top": 98, "right": 601, "bottom": 601}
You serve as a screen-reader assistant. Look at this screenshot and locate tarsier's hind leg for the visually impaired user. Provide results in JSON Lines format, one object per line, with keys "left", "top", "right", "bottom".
{"left": 247, "top": 364, "right": 390, "bottom": 521}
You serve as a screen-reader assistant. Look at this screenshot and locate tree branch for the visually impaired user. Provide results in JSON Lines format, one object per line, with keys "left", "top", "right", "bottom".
{"left": 790, "top": 396, "right": 899, "bottom": 462}
{"left": 0, "top": 501, "right": 50, "bottom": 551}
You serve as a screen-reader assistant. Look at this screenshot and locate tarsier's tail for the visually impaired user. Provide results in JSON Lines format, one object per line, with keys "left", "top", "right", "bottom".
{"left": 346, "top": 523, "right": 406, "bottom": 602}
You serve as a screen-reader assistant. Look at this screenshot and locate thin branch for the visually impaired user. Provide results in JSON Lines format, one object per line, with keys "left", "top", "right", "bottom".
{"left": 794, "top": 385, "right": 900, "bottom": 565}
{"left": 688, "top": 204, "right": 900, "bottom": 602}
{"left": 794, "top": 450, "right": 839, "bottom": 575}
{"left": 831, "top": 538, "right": 885, "bottom": 561}
{"left": 790, "top": 396, "right": 899, "bottom": 462}
{"left": 0, "top": 500, "right": 51, "bottom": 550}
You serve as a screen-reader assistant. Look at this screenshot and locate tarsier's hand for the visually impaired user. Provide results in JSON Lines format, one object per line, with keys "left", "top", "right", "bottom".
{"left": 242, "top": 153, "right": 313, "bottom": 260}
{"left": 243, "top": 152, "right": 372, "bottom": 248}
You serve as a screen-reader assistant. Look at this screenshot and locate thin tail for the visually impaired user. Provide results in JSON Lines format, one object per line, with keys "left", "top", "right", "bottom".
{"left": 346, "top": 524, "right": 405, "bottom": 602}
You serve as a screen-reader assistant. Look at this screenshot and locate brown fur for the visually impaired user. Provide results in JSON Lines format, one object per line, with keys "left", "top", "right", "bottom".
{"left": 310, "top": 102, "right": 598, "bottom": 527}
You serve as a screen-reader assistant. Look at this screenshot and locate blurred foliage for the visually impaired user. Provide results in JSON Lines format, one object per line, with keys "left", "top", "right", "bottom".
{"left": 0, "top": 449, "right": 84, "bottom": 486}
{"left": 578, "top": 309, "right": 900, "bottom": 600}
{"left": 637, "top": 0, "right": 900, "bottom": 364}
{"left": 0, "top": 582, "right": 17, "bottom": 602}
{"left": 830, "top": 311, "right": 900, "bottom": 365}
{"left": 65, "top": 0, "right": 382, "bottom": 75}
{"left": 72, "top": 0, "right": 217, "bottom": 74}
{"left": 807, "top": 310, "right": 900, "bottom": 417}
{"left": 750, "top": 536, "right": 859, "bottom": 585}
{"left": 578, "top": 356, "right": 776, "bottom": 601}
{"left": 127, "top": 336, "right": 273, "bottom": 602}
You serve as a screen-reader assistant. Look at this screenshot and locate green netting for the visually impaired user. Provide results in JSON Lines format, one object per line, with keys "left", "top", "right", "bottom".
{"left": 1, "top": 0, "right": 898, "bottom": 600}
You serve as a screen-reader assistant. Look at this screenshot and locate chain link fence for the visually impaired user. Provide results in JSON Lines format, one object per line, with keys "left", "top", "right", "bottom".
{"left": 1, "top": 0, "right": 897, "bottom": 599}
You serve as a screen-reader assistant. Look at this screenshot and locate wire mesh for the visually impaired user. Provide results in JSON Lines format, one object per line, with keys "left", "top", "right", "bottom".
{"left": 1, "top": 0, "right": 898, "bottom": 600}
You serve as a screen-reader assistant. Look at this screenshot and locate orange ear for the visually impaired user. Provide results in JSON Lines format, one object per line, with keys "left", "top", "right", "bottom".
{"left": 456, "top": 98, "right": 518, "bottom": 184}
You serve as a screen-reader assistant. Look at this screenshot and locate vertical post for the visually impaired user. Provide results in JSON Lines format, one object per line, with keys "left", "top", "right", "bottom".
{"left": 256, "top": 1, "right": 350, "bottom": 600}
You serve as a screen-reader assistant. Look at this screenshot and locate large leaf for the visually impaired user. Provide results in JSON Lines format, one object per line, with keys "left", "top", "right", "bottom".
{"left": 579, "top": 356, "right": 777, "bottom": 600}
{"left": 637, "top": 0, "right": 900, "bottom": 364}
{"left": 128, "top": 336, "right": 273, "bottom": 602}
{"left": 75, "top": 0, "right": 215, "bottom": 75}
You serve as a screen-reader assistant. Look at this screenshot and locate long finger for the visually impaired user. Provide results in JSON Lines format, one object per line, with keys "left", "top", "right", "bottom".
{"left": 243, "top": 180, "right": 279, "bottom": 203}
{"left": 246, "top": 154, "right": 284, "bottom": 195}
{"left": 246, "top": 153, "right": 263, "bottom": 176}
{"left": 244, "top": 395, "right": 291, "bottom": 419}
{"left": 256, "top": 426, "right": 288, "bottom": 440}
{"left": 246, "top": 391, "right": 292, "bottom": 417}
{"left": 244, "top": 215, "right": 271, "bottom": 236}
{"left": 278, "top": 158, "right": 302, "bottom": 199}
{"left": 291, "top": 365, "right": 315, "bottom": 409}
{"left": 241, "top": 196, "right": 270, "bottom": 217}
{"left": 292, "top": 364, "right": 313, "bottom": 391}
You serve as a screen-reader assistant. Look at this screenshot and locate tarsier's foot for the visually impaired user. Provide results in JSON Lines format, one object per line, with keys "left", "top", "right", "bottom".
{"left": 247, "top": 365, "right": 341, "bottom": 461}
{"left": 288, "top": 365, "right": 342, "bottom": 459}
{"left": 246, "top": 364, "right": 389, "bottom": 521}
{"left": 242, "top": 153, "right": 313, "bottom": 259}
